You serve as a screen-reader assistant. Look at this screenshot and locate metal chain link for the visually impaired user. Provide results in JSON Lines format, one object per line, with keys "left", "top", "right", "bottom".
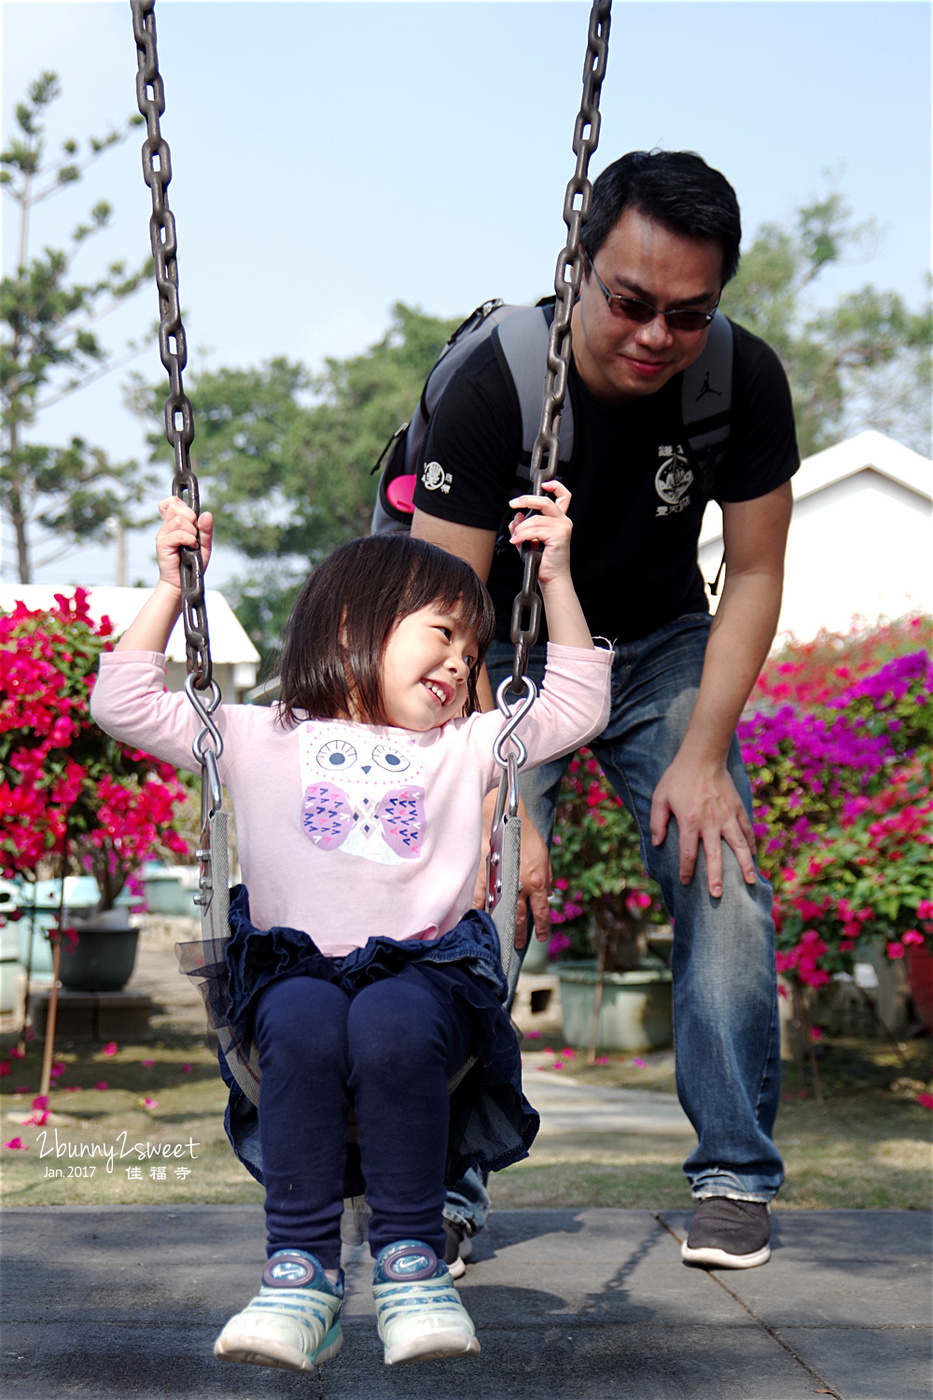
{"left": 131, "top": 0, "right": 212, "bottom": 690}
{"left": 510, "top": 0, "right": 611, "bottom": 691}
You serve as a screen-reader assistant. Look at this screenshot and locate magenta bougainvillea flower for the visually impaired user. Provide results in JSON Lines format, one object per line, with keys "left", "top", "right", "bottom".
{"left": 0, "top": 590, "right": 190, "bottom": 916}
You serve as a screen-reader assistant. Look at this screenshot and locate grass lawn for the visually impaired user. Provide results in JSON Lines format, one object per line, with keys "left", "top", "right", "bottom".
{"left": 2, "top": 1027, "right": 930, "bottom": 1212}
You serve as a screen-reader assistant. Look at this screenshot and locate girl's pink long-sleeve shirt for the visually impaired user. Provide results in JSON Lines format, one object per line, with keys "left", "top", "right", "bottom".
{"left": 91, "top": 643, "right": 611, "bottom": 956}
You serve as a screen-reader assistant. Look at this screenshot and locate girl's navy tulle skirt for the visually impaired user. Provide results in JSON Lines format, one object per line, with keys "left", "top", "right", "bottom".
{"left": 176, "top": 884, "right": 539, "bottom": 1191}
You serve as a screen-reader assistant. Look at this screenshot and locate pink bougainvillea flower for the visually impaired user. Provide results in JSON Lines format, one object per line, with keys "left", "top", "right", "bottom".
{"left": 559, "top": 1047, "right": 576, "bottom": 1059}
{"left": 809, "top": 1027, "right": 823, "bottom": 1042}
{"left": 14, "top": 1086, "right": 29, "bottom": 1094}
{"left": 31, "top": 1095, "right": 48, "bottom": 1111}
{"left": 23, "top": 1111, "right": 49, "bottom": 1127}
{"left": 552, "top": 1061, "right": 564, "bottom": 1071}
{"left": 887, "top": 942, "right": 905, "bottom": 960}
{"left": 4, "top": 1138, "right": 26, "bottom": 1150}
{"left": 0, "top": 1063, "right": 11, "bottom": 1077}
{"left": 142, "top": 1059, "right": 155, "bottom": 1068}
{"left": 902, "top": 929, "right": 924, "bottom": 947}
{"left": 633, "top": 1058, "right": 647, "bottom": 1068}
{"left": 64, "top": 1086, "right": 81, "bottom": 1093}
{"left": 102, "top": 1042, "right": 118, "bottom": 1057}
{"left": 143, "top": 1096, "right": 159, "bottom": 1109}
{"left": 95, "top": 1081, "right": 108, "bottom": 1091}
{"left": 916, "top": 1093, "right": 933, "bottom": 1111}
{"left": 8, "top": 1046, "right": 25, "bottom": 1060}
{"left": 49, "top": 1062, "right": 66, "bottom": 1079}
{"left": 595, "top": 1056, "right": 610, "bottom": 1065}
{"left": 181, "top": 1063, "right": 192, "bottom": 1073}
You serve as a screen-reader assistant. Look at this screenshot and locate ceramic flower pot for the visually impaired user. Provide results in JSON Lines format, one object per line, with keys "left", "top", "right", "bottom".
{"left": 906, "top": 942, "right": 933, "bottom": 1035}
{"left": 58, "top": 907, "right": 139, "bottom": 993}
{"left": 557, "top": 960, "right": 673, "bottom": 1052}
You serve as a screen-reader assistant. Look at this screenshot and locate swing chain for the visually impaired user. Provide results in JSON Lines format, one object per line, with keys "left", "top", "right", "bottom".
{"left": 510, "top": 0, "right": 611, "bottom": 692}
{"left": 131, "top": 0, "right": 212, "bottom": 691}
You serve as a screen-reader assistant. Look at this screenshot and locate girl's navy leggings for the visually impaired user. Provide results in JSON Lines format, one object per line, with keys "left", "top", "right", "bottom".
{"left": 252, "top": 965, "right": 474, "bottom": 1269}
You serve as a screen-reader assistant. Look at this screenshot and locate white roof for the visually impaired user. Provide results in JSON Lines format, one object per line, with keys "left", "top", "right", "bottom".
{"left": 0, "top": 584, "right": 261, "bottom": 666}
{"left": 699, "top": 429, "right": 932, "bottom": 547}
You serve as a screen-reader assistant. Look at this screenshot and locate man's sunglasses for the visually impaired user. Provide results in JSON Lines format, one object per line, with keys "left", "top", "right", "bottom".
{"left": 584, "top": 253, "right": 719, "bottom": 333}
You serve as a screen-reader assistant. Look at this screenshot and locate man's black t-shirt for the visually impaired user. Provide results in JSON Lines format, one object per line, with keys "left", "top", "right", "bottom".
{"left": 413, "top": 318, "right": 799, "bottom": 644}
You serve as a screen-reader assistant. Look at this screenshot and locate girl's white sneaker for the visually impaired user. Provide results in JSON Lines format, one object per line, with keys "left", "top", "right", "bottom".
{"left": 372, "top": 1240, "right": 480, "bottom": 1366}
{"left": 214, "top": 1249, "right": 344, "bottom": 1372}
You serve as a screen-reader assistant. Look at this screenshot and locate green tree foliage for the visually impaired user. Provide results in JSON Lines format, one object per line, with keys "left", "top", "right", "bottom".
{"left": 722, "top": 190, "right": 932, "bottom": 457}
{"left": 136, "top": 303, "right": 459, "bottom": 667}
{"left": 1, "top": 72, "right": 153, "bottom": 583}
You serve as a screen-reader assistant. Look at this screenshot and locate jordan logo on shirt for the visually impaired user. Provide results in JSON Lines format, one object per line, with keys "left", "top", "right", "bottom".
{"left": 655, "top": 445, "right": 693, "bottom": 516}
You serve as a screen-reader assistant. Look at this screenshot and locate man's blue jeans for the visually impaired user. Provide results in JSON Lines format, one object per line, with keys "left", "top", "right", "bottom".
{"left": 449, "top": 614, "right": 784, "bottom": 1230}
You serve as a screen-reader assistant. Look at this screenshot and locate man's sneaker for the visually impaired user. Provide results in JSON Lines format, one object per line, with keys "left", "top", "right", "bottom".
{"left": 214, "top": 1249, "right": 344, "bottom": 1372}
{"left": 681, "top": 1198, "right": 772, "bottom": 1269}
{"left": 372, "top": 1240, "right": 480, "bottom": 1366}
{"left": 442, "top": 1218, "right": 474, "bottom": 1281}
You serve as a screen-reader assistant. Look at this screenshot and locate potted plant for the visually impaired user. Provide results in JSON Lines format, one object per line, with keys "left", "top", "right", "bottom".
{"left": 549, "top": 751, "right": 672, "bottom": 1058}
{"left": 0, "top": 589, "right": 191, "bottom": 993}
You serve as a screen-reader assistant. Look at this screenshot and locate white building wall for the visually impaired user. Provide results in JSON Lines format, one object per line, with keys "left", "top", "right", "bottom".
{"left": 698, "top": 439, "right": 933, "bottom": 646}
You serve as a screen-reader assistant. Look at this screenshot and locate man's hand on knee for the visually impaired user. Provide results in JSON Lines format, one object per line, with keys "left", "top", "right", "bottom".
{"left": 650, "top": 755, "right": 757, "bottom": 899}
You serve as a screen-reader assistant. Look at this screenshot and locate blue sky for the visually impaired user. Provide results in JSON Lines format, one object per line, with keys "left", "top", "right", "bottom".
{"left": 2, "top": 0, "right": 931, "bottom": 588}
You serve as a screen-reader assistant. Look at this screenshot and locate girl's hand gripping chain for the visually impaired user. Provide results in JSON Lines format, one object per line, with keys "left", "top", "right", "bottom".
{"left": 155, "top": 495, "right": 214, "bottom": 590}
{"left": 116, "top": 497, "right": 214, "bottom": 655}
{"left": 507, "top": 480, "right": 592, "bottom": 650}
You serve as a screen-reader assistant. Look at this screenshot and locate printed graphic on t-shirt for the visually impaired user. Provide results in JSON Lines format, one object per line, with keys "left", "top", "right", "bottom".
{"left": 421, "top": 460, "right": 453, "bottom": 494}
{"left": 654, "top": 444, "right": 693, "bottom": 517}
{"left": 298, "top": 722, "right": 426, "bottom": 863}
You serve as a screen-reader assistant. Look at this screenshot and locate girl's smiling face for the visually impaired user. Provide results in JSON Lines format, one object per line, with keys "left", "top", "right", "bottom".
{"left": 380, "top": 604, "right": 479, "bottom": 731}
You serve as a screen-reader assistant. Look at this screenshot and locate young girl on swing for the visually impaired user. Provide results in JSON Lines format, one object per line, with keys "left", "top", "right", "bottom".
{"left": 90, "top": 480, "right": 610, "bottom": 1374}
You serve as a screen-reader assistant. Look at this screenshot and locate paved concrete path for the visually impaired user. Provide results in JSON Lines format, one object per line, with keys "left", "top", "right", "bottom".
{"left": 2, "top": 1205, "right": 929, "bottom": 1399}
{"left": 527, "top": 1071, "right": 694, "bottom": 1136}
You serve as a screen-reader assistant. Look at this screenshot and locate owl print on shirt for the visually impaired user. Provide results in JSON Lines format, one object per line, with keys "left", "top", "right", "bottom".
{"left": 298, "top": 722, "right": 426, "bottom": 863}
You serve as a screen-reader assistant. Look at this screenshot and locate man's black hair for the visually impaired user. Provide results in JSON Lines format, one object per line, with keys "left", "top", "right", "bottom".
{"left": 583, "top": 150, "right": 742, "bottom": 286}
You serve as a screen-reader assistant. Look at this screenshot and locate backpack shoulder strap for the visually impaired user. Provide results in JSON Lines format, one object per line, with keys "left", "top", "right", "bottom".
{"left": 680, "top": 311, "right": 734, "bottom": 463}
{"left": 494, "top": 304, "right": 574, "bottom": 464}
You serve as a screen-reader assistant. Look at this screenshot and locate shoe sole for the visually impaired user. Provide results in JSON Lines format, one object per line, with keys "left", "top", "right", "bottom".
{"left": 681, "top": 1241, "right": 771, "bottom": 1269}
{"left": 214, "top": 1322, "right": 343, "bottom": 1371}
{"left": 384, "top": 1331, "right": 481, "bottom": 1366}
{"left": 446, "top": 1254, "right": 466, "bottom": 1280}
